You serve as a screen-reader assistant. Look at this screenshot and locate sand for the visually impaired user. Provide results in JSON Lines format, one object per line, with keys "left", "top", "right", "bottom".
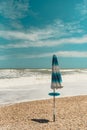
{"left": 0, "top": 95, "right": 87, "bottom": 130}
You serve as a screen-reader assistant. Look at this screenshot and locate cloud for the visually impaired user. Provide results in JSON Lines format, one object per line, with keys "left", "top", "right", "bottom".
{"left": 57, "top": 51, "right": 87, "bottom": 57}
{"left": 35, "top": 35, "right": 87, "bottom": 47}
{"left": 0, "top": 1, "right": 38, "bottom": 31}
{"left": 0, "top": 30, "right": 38, "bottom": 41}
{"left": 76, "top": 0, "right": 87, "bottom": 20}
{"left": 0, "top": 0, "right": 29, "bottom": 19}
{"left": 0, "top": 15, "right": 84, "bottom": 39}
{"left": 56, "top": 35, "right": 87, "bottom": 44}
{"left": 0, "top": 17, "right": 86, "bottom": 49}
{"left": 0, "top": 32, "right": 87, "bottom": 49}
{"left": 36, "top": 51, "right": 87, "bottom": 58}
{"left": 0, "top": 50, "right": 87, "bottom": 61}
{"left": 11, "top": 51, "right": 87, "bottom": 59}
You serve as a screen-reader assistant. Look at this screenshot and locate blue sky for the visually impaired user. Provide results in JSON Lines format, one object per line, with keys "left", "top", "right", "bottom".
{"left": 0, "top": 0, "right": 87, "bottom": 68}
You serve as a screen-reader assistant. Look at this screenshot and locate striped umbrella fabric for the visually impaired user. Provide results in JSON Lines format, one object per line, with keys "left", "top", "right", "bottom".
{"left": 51, "top": 54, "right": 62, "bottom": 89}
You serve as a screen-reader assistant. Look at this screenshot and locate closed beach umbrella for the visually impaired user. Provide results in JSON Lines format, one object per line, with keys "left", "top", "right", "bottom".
{"left": 51, "top": 54, "right": 62, "bottom": 89}
{"left": 49, "top": 54, "right": 63, "bottom": 122}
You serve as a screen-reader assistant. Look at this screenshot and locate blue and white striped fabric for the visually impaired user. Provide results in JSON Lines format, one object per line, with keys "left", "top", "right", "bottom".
{"left": 51, "top": 54, "right": 62, "bottom": 89}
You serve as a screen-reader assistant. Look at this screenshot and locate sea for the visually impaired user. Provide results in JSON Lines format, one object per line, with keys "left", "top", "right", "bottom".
{"left": 0, "top": 69, "right": 87, "bottom": 106}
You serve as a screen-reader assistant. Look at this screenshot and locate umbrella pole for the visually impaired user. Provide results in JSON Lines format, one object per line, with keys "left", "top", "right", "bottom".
{"left": 53, "top": 89, "right": 55, "bottom": 122}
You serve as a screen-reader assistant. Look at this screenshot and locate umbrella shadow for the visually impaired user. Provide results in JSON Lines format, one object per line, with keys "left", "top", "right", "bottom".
{"left": 31, "top": 118, "right": 49, "bottom": 123}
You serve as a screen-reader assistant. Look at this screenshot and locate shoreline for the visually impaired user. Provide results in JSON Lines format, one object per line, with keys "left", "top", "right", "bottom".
{"left": 0, "top": 95, "right": 87, "bottom": 130}
{"left": 0, "top": 94, "right": 87, "bottom": 107}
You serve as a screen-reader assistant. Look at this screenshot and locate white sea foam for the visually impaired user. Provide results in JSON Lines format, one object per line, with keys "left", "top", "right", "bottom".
{"left": 0, "top": 69, "right": 87, "bottom": 105}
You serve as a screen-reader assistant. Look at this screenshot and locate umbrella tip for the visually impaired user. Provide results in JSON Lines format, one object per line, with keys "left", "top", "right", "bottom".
{"left": 53, "top": 54, "right": 56, "bottom": 56}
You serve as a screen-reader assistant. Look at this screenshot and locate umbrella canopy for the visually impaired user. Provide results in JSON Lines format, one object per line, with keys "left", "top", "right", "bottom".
{"left": 51, "top": 54, "right": 62, "bottom": 89}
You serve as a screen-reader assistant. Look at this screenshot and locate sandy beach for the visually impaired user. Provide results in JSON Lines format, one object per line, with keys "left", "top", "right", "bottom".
{"left": 0, "top": 69, "right": 87, "bottom": 129}
{"left": 0, "top": 95, "right": 87, "bottom": 130}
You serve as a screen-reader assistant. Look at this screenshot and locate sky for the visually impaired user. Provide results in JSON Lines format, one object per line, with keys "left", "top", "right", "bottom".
{"left": 0, "top": 0, "right": 87, "bottom": 68}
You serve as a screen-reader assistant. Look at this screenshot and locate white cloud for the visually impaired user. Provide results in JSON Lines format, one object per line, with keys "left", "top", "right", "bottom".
{"left": 76, "top": 0, "right": 87, "bottom": 20}
{"left": 0, "top": 0, "right": 29, "bottom": 19}
{"left": 0, "top": 31, "right": 38, "bottom": 41}
{"left": 57, "top": 51, "right": 87, "bottom": 57}
{"left": 16, "top": 51, "right": 87, "bottom": 59}
{"left": 0, "top": 51, "right": 87, "bottom": 61}
{"left": 57, "top": 35, "right": 87, "bottom": 44}
{"left": 0, "top": 16, "right": 83, "bottom": 40}
{"left": 0, "top": 18, "right": 86, "bottom": 49}
{"left": 35, "top": 35, "right": 87, "bottom": 47}
{"left": 0, "top": 33, "right": 87, "bottom": 49}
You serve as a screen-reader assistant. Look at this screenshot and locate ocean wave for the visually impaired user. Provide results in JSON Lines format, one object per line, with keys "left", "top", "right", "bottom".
{"left": 0, "top": 69, "right": 87, "bottom": 79}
